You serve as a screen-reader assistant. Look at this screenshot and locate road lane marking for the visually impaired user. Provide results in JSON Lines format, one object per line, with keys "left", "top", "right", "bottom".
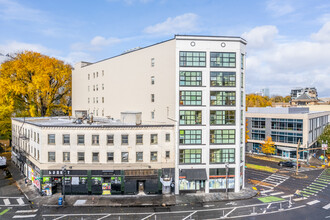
{"left": 141, "top": 213, "right": 155, "bottom": 220}
{"left": 281, "top": 194, "right": 293, "bottom": 198}
{"left": 3, "top": 199, "right": 10, "bottom": 206}
{"left": 261, "top": 189, "right": 274, "bottom": 194}
{"left": 15, "top": 209, "right": 38, "bottom": 213}
{"left": 224, "top": 208, "right": 236, "bottom": 218}
{"left": 13, "top": 215, "right": 37, "bottom": 219}
{"left": 97, "top": 214, "right": 112, "bottom": 220}
{"left": 16, "top": 198, "right": 24, "bottom": 205}
{"left": 307, "top": 200, "right": 320, "bottom": 205}
{"left": 293, "top": 197, "right": 307, "bottom": 201}
{"left": 52, "top": 215, "right": 67, "bottom": 220}
{"left": 323, "top": 203, "right": 330, "bottom": 210}
{"left": 182, "top": 211, "right": 197, "bottom": 220}
{"left": 270, "top": 192, "right": 284, "bottom": 196}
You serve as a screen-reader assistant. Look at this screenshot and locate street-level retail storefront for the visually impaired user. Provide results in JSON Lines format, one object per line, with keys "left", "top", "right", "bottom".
{"left": 124, "top": 169, "right": 161, "bottom": 195}
{"left": 209, "top": 168, "right": 235, "bottom": 192}
{"left": 90, "top": 170, "right": 122, "bottom": 195}
{"left": 179, "top": 169, "right": 207, "bottom": 193}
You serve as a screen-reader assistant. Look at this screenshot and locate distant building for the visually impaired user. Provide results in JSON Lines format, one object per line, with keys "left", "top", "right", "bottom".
{"left": 260, "top": 88, "right": 270, "bottom": 97}
{"left": 246, "top": 107, "right": 330, "bottom": 160}
{"left": 290, "top": 87, "right": 318, "bottom": 106}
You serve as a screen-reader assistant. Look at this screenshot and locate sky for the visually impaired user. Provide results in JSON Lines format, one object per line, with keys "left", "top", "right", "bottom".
{"left": 0, "top": 0, "right": 330, "bottom": 97}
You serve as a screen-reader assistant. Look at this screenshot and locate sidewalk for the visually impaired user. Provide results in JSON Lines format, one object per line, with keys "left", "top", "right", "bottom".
{"left": 7, "top": 161, "right": 257, "bottom": 207}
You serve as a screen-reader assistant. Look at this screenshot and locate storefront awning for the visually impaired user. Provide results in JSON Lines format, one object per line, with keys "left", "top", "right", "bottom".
{"left": 180, "top": 169, "right": 207, "bottom": 181}
{"left": 277, "top": 146, "right": 297, "bottom": 152}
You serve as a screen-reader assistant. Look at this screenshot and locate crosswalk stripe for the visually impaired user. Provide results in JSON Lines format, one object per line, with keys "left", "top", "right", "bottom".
{"left": 16, "top": 198, "right": 24, "bottom": 205}
{"left": 293, "top": 197, "right": 307, "bottom": 201}
{"left": 305, "top": 188, "right": 319, "bottom": 193}
{"left": 261, "top": 189, "right": 274, "bottom": 194}
{"left": 323, "top": 203, "right": 330, "bottom": 210}
{"left": 309, "top": 184, "right": 324, "bottom": 189}
{"left": 3, "top": 199, "right": 10, "bottom": 205}
{"left": 312, "top": 182, "right": 326, "bottom": 187}
{"left": 281, "top": 194, "right": 293, "bottom": 198}
{"left": 12, "top": 214, "right": 36, "bottom": 218}
{"left": 307, "top": 200, "right": 320, "bottom": 205}
{"left": 270, "top": 192, "right": 284, "bottom": 196}
{"left": 301, "top": 191, "right": 314, "bottom": 195}
{"left": 15, "top": 209, "right": 38, "bottom": 213}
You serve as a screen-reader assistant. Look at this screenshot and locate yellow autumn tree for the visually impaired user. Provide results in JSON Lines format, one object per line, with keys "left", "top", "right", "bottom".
{"left": 0, "top": 51, "right": 72, "bottom": 138}
{"left": 245, "top": 119, "right": 250, "bottom": 144}
{"left": 246, "top": 94, "right": 272, "bottom": 108}
{"left": 261, "top": 136, "right": 275, "bottom": 155}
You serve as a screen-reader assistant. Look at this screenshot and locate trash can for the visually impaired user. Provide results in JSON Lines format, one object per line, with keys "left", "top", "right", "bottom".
{"left": 58, "top": 197, "right": 63, "bottom": 206}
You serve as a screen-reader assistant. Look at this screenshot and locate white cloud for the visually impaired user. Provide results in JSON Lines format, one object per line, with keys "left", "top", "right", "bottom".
{"left": 0, "top": 0, "right": 46, "bottom": 22}
{"left": 90, "top": 36, "right": 122, "bottom": 47}
{"left": 242, "top": 25, "right": 278, "bottom": 49}
{"left": 244, "top": 25, "right": 330, "bottom": 97}
{"left": 266, "top": 0, "right": 294, "bottom": 17}
{"left": 311, "top": 21, "right": 330, "bottom": 43}
{"left": 57, "top": 52, "right": 94, "bottom": 65}
{"left": 144, "top": 13, "right": 199, "bottom": 35}
{"left": 0, "top": 41, "right": 57, "bottom": 55}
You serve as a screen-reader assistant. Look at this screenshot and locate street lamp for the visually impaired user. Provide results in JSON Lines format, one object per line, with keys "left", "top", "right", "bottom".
{"left": 225, "top": 162, "right": 229, "bottom": 199}
{"left": 61, "top": 165, "right": 72, "bottom": 205}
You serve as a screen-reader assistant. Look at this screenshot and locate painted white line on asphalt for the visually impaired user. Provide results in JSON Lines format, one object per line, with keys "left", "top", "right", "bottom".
{"left": 141, "top": 213, "right": 155, "bottom": 220}
{"left": 12, "top": 215, "right": 36, "bottom": 219}
{"left": 182, "top": 211, "right": 197, "bottom": 220}
{"left": 261, "top": 190, "right": 274, "bottom": 194}
{"left": 270, "top": 192, "right": 284, "bottom": 196}
{"left": 223, "top": 205, "right": 306, "bottom": 219}
{"left": 97, "top": 214, "right": 112, "bottom": 220}
{"left": 0, "top": 204, "right": 29, "bottom": 207}
{"left": 53, "top": 215, "right": 67, "bottom": 220}
{"left": 0, "top": 197, "right": 24, "bottom": 199}
{"left": 16, "top": 198, "right": 24, "bottom": 205}
{"left": 15, "top": 209, "right": 38, "bottom": 213}
{"left": 307, "top": 200, "right": 320, "bottom": 205}
{"left": 224, "top": 208, "right": 236, "bottom": 218}
{"left": 281, "top": 194, "right": 293, "bottom": 198}
{"left": 323, "top": 203, "right": 330, "bottom": 210}
{"left": 264, "top": 180, "right": 279, "bottom": 184}
{"left": 267, "top": 203, "right": 272, "bottom": 209}
{"left": 3, "top": 199, "right": 10, "bottom": 205}
{"left": 293, "top": 197, "right": 307, "bottom": 201}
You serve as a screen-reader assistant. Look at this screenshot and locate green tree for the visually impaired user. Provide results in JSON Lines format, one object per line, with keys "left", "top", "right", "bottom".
{"left": 318, "top": 125, "right": 330, "bottom": 154}
{"left": 0, "top": 51, "right": 72, "bottom": 139}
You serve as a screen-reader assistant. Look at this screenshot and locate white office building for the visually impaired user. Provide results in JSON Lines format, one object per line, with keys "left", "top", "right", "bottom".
{"left": 71, "top": 35, "right": 246, "bottom": 194}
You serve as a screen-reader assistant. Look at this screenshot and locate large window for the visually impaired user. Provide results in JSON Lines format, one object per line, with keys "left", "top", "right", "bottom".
{"left": 210, "top": 52, "right": 236, "bottom": 68}
{"left": 209, "top": 168, "right": 235, "bottom": 189}
{"left": 107, "top": 152, "right": 114, "bottom": 162}
{"left": 121, "top": 135, "right": 129, "bottom": 145}
{"left": 78, "top": 152, "right": 85, "bottom": 162}
{"left": 48, "top": 134, "right": 55, "bottom": 145}
{"left": 150, "top": 134, "right": 158, "bottom": 144}
{"left": 136, "top": 152, "right": 143, "bottom": 162}
{"left": 179, "top": 130, "right": 202, "bottom": 144}
{"left": 136, "top": 135, "right": 143, "bottom": 145}
{"left": 252, "top": 130, "right": 266, "bottom": 141}
{"left": 210, "top": 130, "right": 235, "bottom": 144}
{"left": 92, "top": 152, "right": 99, "bottom": 162}
{"left": 180, "top": 51, "right": 206, "bottom": 67}
{"left": 63, "top": 134, "right": 70, "bottom": 145}
{"left": 179, "top": 149, "right": 202, "bottom": 164}
{"left": 210, "top": 91, "right": 236, "bottom": 106}
{"left": 271, "top": 118, "right": 303, "bottom": 131}
{"left": 180, "top": 71, "right": 202, "bottom": 86}
{"left": 210, "top": 110, "right": 235, "bottom": 125}
{"left": 121, "top": 152, "right": 129, "bottom": 162}
{"left": 251, "top": 118, "right": 266, "bottom": 129}
{"left": 107, "top": 134, "right": 114, "bottom": 145}
{"left": 210, "top": 72, "right": 236, "bottom": 87}
{"left": 63, "top": 152, "right": 70, "bottom": 162}
{"left": 48, "top": 152, "right": 55, "bottom": 162}
{"left": 180, "top": 91, "right": 202, "bottom": 106}
{"left": 77, "top": 135, "right": 85, "bottom": 145}
{"left": 271, "top": 131, "right": 302, "bottom": 144}
{"left": 210, "top": 149, "right": 235, "bottom": 163}
{"left": 150, "top": 152, "right": 158, "bottom": 162}
{"left": 180, "top": 110, "right": 202, "bottom": 125}
{"left": 92, "top": 135, "right": 99, "bottom": 145}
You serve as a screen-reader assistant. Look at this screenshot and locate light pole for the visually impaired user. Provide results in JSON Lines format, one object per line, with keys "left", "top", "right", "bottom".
{"left": 225, "top": 162, "right": 229, "bottom": 199}
{"left": 62, "top": 166, "right": 66, "bottom": 205}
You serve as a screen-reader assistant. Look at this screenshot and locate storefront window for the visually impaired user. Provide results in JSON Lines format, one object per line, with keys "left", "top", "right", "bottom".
{"left": 179, "top": 179, "right": 204, "bottom": 190}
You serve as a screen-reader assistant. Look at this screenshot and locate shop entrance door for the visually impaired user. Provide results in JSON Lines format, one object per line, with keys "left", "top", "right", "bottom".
{"left": 283, "top": 151, "right": 290, "bottom": 158}
{"left": 138, "top": 181, "right": 144, "bottom": 194}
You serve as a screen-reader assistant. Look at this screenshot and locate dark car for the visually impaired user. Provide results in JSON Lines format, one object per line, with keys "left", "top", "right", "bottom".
{"left": 278, "top": 161, "right": 301, "bottom": 168}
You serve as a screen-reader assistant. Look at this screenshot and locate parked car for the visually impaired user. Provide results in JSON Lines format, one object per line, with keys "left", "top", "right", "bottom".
{"left": 278, "top": 161, "right": 301, "bottom": 168}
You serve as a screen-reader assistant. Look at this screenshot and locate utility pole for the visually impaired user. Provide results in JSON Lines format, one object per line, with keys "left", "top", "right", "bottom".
{"left": 296, "top": 139, "right": 300, "bottom": 175}
{"left": 225, "top": 162, "right": 229, "bottom": 198}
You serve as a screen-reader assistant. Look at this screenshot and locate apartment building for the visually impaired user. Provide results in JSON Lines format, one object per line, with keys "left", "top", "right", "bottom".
{"left": 11, "top": 114, "right": 175, "bottom": 195}
{"left": 72, "top": 35, "right": 246, "bottom": 194}
{"left": 246, "top": 107, "right": 329, "bottom": 159}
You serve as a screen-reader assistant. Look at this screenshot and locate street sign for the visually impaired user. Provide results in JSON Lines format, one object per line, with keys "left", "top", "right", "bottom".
{"left": 322, "top": 144, "right": 328, "bottom": 150}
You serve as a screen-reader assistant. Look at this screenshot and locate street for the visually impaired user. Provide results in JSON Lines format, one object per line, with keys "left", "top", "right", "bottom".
{"left": 0, "top": 156, "right": 329, "bottom": 219}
